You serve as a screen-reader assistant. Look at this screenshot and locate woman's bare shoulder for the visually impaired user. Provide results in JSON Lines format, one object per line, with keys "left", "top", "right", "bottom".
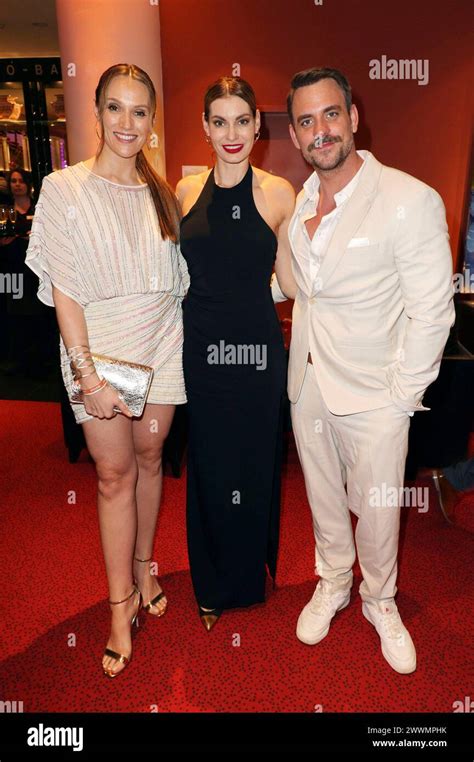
{"left": 252, "top": 166, "right": 295, "bottom": 206}
{"left": 176, "top": 170, "right": 211, "bottom": 195}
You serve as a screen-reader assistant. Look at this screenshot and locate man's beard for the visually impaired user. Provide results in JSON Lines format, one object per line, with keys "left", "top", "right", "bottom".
{"left": 307, "top": 136, "right": 353, "bottom": 172}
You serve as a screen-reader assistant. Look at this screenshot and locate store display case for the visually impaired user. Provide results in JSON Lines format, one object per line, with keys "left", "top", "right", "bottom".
{"left": 0, "top": 58, "right": 68, "bottom": 199}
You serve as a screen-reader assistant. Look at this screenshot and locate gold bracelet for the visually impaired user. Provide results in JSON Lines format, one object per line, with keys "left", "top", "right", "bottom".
{"left": 82, "top": 379, "right": 108, "bottom": 395}
{"left": 67, "top": 344, "right": 90, "bottom": 353}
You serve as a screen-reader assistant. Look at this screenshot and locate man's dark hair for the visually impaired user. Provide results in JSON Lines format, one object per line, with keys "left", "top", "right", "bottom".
{"left": 287, "top": 67, "right": 352, "bottom": 124}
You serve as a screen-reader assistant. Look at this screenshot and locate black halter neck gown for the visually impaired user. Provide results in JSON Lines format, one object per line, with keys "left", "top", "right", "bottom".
{"left": 180, "top": 164, "right": 286, "bottom": 610}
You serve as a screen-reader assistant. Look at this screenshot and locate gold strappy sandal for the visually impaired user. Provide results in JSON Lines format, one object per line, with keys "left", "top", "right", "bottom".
{"left": 134, "top": 556, "right": 168, "bottom": 617}
{"left": 103, "top": 585, "right": 142, "bottom": 678}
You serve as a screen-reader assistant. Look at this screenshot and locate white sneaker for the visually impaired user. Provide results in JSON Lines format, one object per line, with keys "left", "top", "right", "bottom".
{"left": 296, "top": 580, "right": 351, "bottom": 645}
{"left": 362, "top": 599, "right": 416, "bottom": 674}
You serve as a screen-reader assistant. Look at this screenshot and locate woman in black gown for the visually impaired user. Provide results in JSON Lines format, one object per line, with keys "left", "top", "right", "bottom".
{"left": 177, "top": 77, "right": 296, "bottom": 629}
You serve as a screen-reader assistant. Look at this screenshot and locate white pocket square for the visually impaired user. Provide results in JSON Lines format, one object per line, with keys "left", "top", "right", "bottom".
{"left": 348, "top": 237, "right": 371, "bottom": 248}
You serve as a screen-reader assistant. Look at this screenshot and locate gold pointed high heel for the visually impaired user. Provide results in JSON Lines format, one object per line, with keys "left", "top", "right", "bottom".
{"left": 103, "top": 585, "right": 142, "bottom": 678}
{"left": 134, "top": 556, "right": 167, "bottom": 617}
{"left": 198, "top": 605, "right": 222, "bottom": 632}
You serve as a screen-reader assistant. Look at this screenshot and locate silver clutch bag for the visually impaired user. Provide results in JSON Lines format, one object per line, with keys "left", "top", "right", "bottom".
{"left": 70, "top": 353, "right": 154, "bottom": 417}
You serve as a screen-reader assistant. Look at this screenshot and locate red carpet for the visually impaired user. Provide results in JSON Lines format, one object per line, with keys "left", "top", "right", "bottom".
{"left": 0, "top": 400, "right": 473, "bottom": 712}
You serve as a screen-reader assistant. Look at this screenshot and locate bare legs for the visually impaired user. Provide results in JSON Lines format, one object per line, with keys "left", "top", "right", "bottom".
{"left": 132, "top": 404, "right": 175, "bottom": 614}
{"left": 82, "top": 403, "right": 175, "bottom": 676}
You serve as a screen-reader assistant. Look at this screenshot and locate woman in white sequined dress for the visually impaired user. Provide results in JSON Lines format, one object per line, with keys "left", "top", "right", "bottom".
{"left": 26, "top": 64, "right": 189, "bottom": 678}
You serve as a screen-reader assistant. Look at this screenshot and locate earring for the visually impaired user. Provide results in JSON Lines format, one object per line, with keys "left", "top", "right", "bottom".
{"left": 254, "top": 131, "right": 260, "bottom": 143}
{"left": 205, "top": 135, "right": 211, "bottom": 144}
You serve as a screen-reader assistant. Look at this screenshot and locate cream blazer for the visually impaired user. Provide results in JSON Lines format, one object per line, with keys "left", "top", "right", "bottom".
{"left": 287, "top": 151, "right": 455, "bottom": 414}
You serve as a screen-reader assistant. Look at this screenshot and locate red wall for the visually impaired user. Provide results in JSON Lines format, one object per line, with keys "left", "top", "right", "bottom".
{"left": 160, "top": 0, "right": 473, "bottom": 265}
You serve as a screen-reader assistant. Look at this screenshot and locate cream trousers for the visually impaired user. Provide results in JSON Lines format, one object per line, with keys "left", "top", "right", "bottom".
{"left": 291, "top": 362, "right": 411, "bottom": 602}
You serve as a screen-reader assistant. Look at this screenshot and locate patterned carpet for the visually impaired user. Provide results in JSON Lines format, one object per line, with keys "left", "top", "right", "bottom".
{"left": 0, "top": 400, "right": 472, "bottom": 713}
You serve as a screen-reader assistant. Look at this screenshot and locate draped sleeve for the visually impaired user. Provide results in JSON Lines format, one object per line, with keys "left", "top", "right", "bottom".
{"left": 25, "top": 174, "right": 86, "bottom": 307}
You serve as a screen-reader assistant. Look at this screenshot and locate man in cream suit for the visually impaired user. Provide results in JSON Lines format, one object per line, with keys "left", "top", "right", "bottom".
{"left": 274, "top": 67, "right": 454, "bottom": 674}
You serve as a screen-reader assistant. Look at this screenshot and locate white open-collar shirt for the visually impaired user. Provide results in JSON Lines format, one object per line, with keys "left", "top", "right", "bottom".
{"left": 289, "top": 150, "right": 367, "bottom": 297}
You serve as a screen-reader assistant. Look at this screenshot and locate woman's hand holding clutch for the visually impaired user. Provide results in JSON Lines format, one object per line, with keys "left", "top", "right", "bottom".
{"left": 68, "top": 340, "right": 153, "bottom": 418}
{"left": 81, "top": 374, "right": 133, "bottom": 419}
